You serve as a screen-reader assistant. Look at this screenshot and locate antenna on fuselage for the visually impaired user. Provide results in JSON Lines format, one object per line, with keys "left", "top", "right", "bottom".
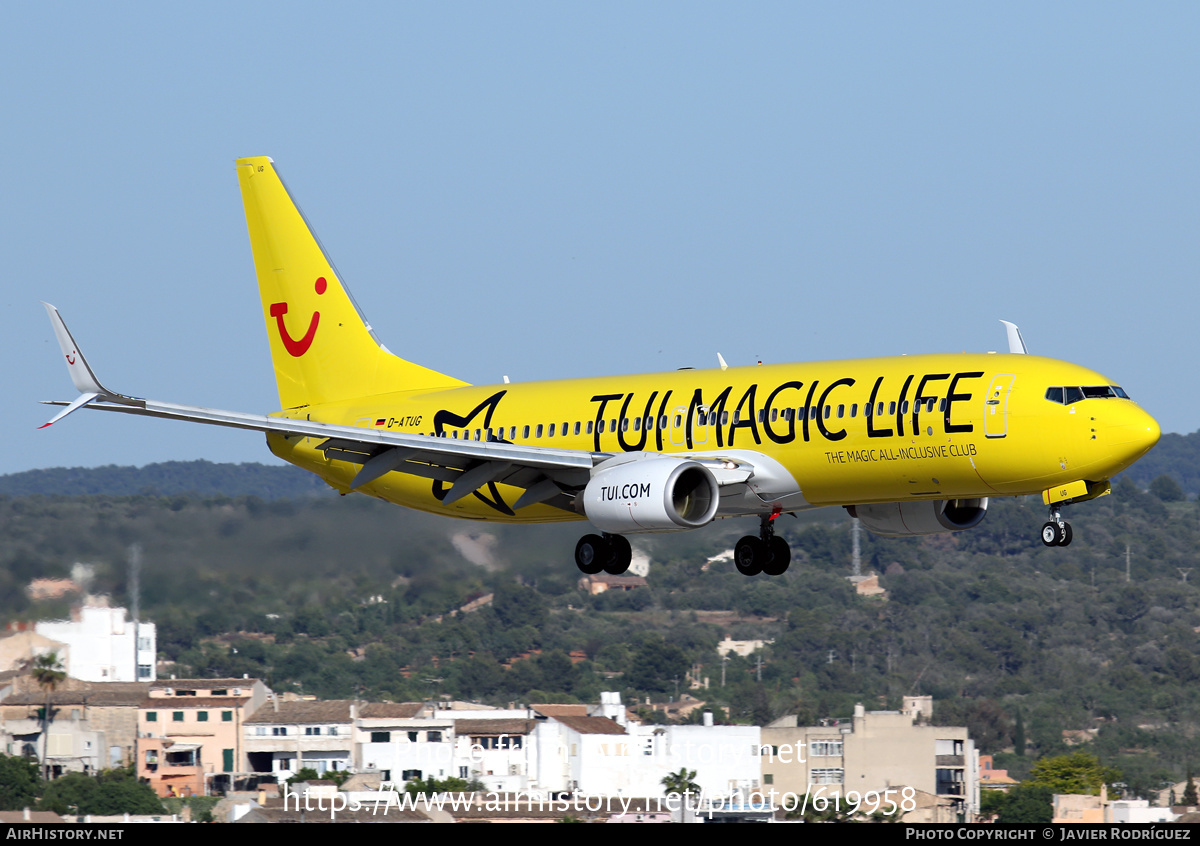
{"left": 999, "top": 320, "right": 1028, "bottom": 354}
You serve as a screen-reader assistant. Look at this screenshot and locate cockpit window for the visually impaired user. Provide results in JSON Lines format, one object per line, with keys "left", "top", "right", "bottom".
{"left": 1045, "top": 385, "right": 1130, "bottom": 404}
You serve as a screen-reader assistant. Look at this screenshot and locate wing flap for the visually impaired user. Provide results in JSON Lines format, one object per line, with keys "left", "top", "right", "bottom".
{"left": 349, "top": 447, "right": 419, "bottom": 490}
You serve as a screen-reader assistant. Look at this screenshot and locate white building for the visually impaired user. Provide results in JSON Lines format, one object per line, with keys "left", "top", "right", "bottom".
{"left": 244, "top": 698, "right": 354, "bottom": 779}
{"left": 355, "top": 702, "right": 457, "bottom": 784}
{"left": 452, "top": 717, "right": 542, "bottom": 792}
{"left": 540, "top": 720, "right": 760, "bottom": 798}
{"left": 241, "top": 692, "right": 761, "bottom": 804}
{"left": 35, "top": 602, "right": 155, "bottom": 682}
{"left": 463, "top": 695, "right": 761, "bottom": 800}
{"left": 1108, "top": 800, "right": 1177, "bottom": 824}
{"left": 717, "top": 637, "right": 773, "bottom": 658}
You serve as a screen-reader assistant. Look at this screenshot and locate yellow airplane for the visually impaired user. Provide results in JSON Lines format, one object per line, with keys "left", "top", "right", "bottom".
{"left": 41, "top": 157, "right": 1161, "bottom": 577}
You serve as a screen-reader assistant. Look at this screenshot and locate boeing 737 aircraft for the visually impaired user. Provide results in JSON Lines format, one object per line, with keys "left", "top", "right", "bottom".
{"left": 41, "top": 157, "right": 1160, "bottom": 577}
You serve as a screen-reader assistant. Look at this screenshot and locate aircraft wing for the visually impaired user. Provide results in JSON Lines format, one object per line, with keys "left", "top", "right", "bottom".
{"left": 40, "top": 304, "right": 759, "bottom": 515}
{"left": 42, "top": 394, "right": 600, "bottom": 509}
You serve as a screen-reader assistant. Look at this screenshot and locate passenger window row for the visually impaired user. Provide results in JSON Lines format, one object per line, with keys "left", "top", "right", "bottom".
{"left": 429, "top": 396, "right": 955, "bottom": 441}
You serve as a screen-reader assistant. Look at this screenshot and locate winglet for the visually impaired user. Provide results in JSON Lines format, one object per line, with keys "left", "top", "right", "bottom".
{"left": 40, "top": 303, "right": 140, "bottom": 428}
{"left": 42, "top": 302, "right": 115, "bottom": 395}
{"left": 999, "top": 320, "right": 1028, "bottom": 355}
{"left": 38, "top": 392, "right": 100, "bottom": 429}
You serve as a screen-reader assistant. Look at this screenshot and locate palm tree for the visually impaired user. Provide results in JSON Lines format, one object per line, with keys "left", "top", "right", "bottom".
{"left": 31, "top": 652, "right": 66, "bottom": 780}
{"left": 661, "top": 767, "right": 700, "bottom": 798}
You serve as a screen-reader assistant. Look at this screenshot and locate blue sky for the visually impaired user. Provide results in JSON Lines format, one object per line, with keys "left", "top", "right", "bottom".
{"left": 4, "top": 3, "right": 1197, "bottom": 476}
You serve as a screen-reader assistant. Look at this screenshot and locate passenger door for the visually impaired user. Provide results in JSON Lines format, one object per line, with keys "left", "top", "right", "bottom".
{"left": 983, "top": 375, "right": 1016, "bottom": 438}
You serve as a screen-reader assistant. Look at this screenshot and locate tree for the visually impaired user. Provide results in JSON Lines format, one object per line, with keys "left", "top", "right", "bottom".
{"left": 31, "top": 653, "right": 65, "bottom": 780}
{"left": 992, "top": 783, "right": 1053, "bottom": 824}
{"left": 1013, "top": 710, "right": 1026, "bottom": 757}
{"left": 980, "top": 788, "right": 1008, "bottom": 820}
{"left": 752, "top": 684, "right": 772, "bottom": 726}
{"left": 286, "top": 767, "right": 321, "bottom": 786}
{"left": 1028, "top": 752, "right": 1119, "bottom": 796}
{"left": 286, "top": 766, "right": 351, "bottom": 787}
{"left": 537, "top": 650, "right": 576, "bottom": 694}
{"left": 1149, "top": 475, "right": 1185, "bottom": 502}
{"left": 627, "top": 638, "right": 688, "bottom": 694}
{"left": 493, "top": 581, "right": 547, "bottom": 631}
{"left": 0, "top": 755, "right": 42, "bottom": 811}
{"left": 661, "top": 768, "right": 700, "bottom": 798}
{"left": 38, "top": 767, "right": 164, "bottom": 816}
{"left": 403, "top": 775, "right": 480, "bottom": 796}
{"left": 1182, "top": 770, "right": 1198, "bottom": 806}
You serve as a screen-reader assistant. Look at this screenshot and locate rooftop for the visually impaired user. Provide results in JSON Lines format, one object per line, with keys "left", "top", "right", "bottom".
{"left": 359, "top": 702, "right": 426, "bottom": 719}
{"left": 454, "top": 718, "right": 537, "bottom": 736}
{"left": 244, "top": 699, "right": 355, "bottom": 724}
{"left": 3, "top": 682, "right": 152, "bottom": 707}
{"left": 552, "top": 715, "right": 626, "bottom": 735}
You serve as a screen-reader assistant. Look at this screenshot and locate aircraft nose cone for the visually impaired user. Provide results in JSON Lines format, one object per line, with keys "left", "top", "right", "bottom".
{"left": 1139, "top": 409, "right": 1161, "bottom": 452}
{"left": 1112, "top": 404, "right": 1160, "bottom": 467}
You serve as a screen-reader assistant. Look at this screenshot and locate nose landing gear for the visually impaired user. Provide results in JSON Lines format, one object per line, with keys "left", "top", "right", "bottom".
{"left": 1040, "top": 507, "right": 1072, "bottom": 547}
{"left": 734, "top": 511, "right": 791, "bottom": 576}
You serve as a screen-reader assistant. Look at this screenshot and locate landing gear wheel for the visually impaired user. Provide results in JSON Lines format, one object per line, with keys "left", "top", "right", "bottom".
{"left": 735, "top": 536, "right": 765, "bottom": 576}
{"left": 575, "top": 534, "right": 607, "bottom": 574}
{"left": 763, "top": 536, "right": 791, "bottom": 576}
{"left": 603, "top": 534, "right": 633, "bottom": 575}
{"left": 1058, "top": 522, "right": 1073, "bottom": 547}
{"left": 1040, "top": 522, "right": 1059, "bottom": 547}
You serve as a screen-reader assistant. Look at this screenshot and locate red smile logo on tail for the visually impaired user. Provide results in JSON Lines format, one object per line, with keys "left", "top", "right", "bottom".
{"left": 270, "top": 277, "right": 327, "bottom": 357}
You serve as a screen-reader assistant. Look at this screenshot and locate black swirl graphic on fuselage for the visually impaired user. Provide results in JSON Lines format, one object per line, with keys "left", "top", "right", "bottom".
{"left": 431, "top": 391, "right": 514, "bottom": 516}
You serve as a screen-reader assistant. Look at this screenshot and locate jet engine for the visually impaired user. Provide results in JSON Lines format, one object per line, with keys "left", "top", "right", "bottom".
{"left": 582, "top": 456, "right": 720, "bottom": 533}
{"left": 848, "top": 498, "right": 989, "bottom": 537}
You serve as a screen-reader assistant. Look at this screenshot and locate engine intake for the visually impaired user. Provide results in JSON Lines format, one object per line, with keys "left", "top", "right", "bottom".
{"left": 848, "top": 498, "right": 989, "bottom": 537}
{"left": 582, "top": 457, "right": 720, "bottom": 533}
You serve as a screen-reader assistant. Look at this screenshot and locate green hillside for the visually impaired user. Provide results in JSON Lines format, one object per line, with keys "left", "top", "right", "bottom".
{"left": 0, "top": 460, "right": 331, "bottom": 500}
{"left": 1117, "top": 430, "right": 1200, "bottom": 496}
{"left": 1, "top": 471, "right": 1198, "bottom": 798}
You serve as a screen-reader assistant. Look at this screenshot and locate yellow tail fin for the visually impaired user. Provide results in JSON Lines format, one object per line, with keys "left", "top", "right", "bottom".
{"left": 236, "top": 157, "right": 467, "bottom": 409}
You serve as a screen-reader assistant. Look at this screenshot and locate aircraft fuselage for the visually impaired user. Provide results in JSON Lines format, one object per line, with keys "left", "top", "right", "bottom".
{"left": 267, "top": 352, "right": 1157, "bottom": 523}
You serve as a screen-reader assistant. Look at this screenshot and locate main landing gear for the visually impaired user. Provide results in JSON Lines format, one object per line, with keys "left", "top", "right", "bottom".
{"left": 575, "top": 533, "right": 633, "bottom": 575}
{"left": 734, "top": 511, "right": 791, "bottom": 576}
{"left": 1041, "top": 506, "right": 1073, "bottom": 547}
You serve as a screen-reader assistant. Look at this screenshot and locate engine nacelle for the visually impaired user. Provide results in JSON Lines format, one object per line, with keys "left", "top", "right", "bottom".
{"left": 582, "top": 456, "right": 720, "bottom": 534}
{"left": 848, "top": 498, "right": 989, "bottom": 538}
